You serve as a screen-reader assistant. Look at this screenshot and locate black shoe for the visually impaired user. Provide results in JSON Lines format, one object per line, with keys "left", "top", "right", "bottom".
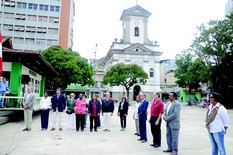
{"left": 103, "top": 129, "right": 108, "bottom": 132}
{"left": 94, "top": 129, "right": 98, "bottom": 132}
{"left": 163, "top": 150, "right": 172, "bottom": 153}
{"left": 81, "top": 129, "right": 84, "bottom": 132}
{"left": 134, "top": 133, "right": 138, "bottom": 135}
{"left": 90, "top": 129, "right": 93, "bottom": 132}
{"left": 150, "top": 144, "right": 155, "bottom": 146}
{"left": 154, "top": 144, "right": 161, "bottom": 148}
{"left": 22, "top": 128, "right": 28, "bottom": 131}
{"left": 137, "top": 139, "right": 142, "bottom": 141}
{"left": 137, "top": 134, "right": 140, "bottom": 136}
{"left": 76, "top": 130, "right": 79, "bottom": 132}
{"left": 27, "top": 128, "right": 31, "bottom": 131}
{"left": 141, "top": 140, "right": 147, "bottom": 143}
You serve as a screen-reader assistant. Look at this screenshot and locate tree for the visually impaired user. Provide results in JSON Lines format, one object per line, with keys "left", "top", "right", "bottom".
{"left": 174, "top": 49, "right": 210, "bottom": 95}
{"left": 42, "top": 46, "right": 95, "bottom": 90}
{"left": 190, "top": 13, "right": 233, "bottom": 108}
{"left": 103, "top": 63, "right": 148, "bottom": 100}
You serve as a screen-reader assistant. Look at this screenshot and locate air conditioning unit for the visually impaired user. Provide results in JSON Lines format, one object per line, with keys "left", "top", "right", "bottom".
{"left": 10, "top": 2, "right": 15, "bottom": 7}
{"left": 42, "top": 29, "right": 47, "bottom": 33}
{"left": 26, "top": 28, "right": 31, "bottom": 32}
{"left": 37, "top": 29, "right": 42, "bottom": 33}
{"left": 54, "top": 19, "right": 59, "bottom": 23}
{"left": 19, "top": 28, "right": 25, "bottom": 31}
{"left": 4, "top": 2, "right": 10, "bottom": 6}
{"left": 21, "top": 16, "right": 26, "bottom": 20}
{"left": 31, "top": 29, "right": 36, "bottom": 32}
{"left": 14, "top": 27, "right": 20, "bottom": 31}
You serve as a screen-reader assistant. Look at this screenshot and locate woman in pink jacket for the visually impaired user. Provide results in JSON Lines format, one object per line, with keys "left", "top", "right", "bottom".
{"left": 74, "top": 94, "right": 87, "bottom": 132}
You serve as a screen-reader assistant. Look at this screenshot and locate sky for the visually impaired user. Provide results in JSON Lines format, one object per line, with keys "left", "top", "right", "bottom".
{"left": 73, "top": 0, "right": 227, "bottom": 60}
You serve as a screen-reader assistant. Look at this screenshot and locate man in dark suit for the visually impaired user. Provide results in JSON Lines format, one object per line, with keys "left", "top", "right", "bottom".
{"left": 163, "top": 92, "right": 181, "bottom": 155}
{"left": 137, "top": 92, "right": 149, "bottom": 143}
{"left": 51, "top": 88, "right": 66, "bottom": 131}
{"left": 22, "top": 87, "right": 35, "bottom": 131}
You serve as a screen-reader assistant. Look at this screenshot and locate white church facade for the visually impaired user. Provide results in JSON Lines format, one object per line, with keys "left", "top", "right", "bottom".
{"left": 101, "top": 5, "right": 163, "bottom": 101}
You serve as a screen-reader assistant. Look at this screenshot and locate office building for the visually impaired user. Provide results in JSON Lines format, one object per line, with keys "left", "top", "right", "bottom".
{"left": 0, "top": 0, "right": 74, "bottom": 50}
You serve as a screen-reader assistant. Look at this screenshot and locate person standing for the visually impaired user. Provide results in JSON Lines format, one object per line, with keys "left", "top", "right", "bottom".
{"left": 22, "top": 87, "right": 35, "bottom": 131}
{"left": 118, "top": 96, "right": 129, "bottom": 131}
{"left": 40, "top": 92, "right": 51, "bottom": 130}
{"left": 133, "top": 95, "right": 141, "bottom": 136}
{"left": 88, "top": 94, "right": 101, "bottom": 132}
{"left": 102, "top": 92, "right": 114, "bottom": 132}
{"left": 51, "top": 88, "right": 66, "bottom": 131}
{"left": 205, "top": 92, "right": 229, "bottom": 155}
{"left": 149, "top": 92, "right": 164, "bottom": 148}
{"left": 74, "top": 94, "right": 86, "bottom": 132}
{"left": 137, "top": 92, "right": 149, "bottom": 143}
{"left": 163, "top": 92, "right": 181, "bottom": 155}
{"left": 66, "top": 93, "right": 75, "bottom": 130}
{"left": 0, "top": 77, "right": 11, "bottom": 108}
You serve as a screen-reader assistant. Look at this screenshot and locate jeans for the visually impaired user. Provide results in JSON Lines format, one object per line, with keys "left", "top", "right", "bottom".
{"left": 209, "top": 131, "right": 226, "bottom": 155}
{"left": 0, "top": 91, "right": 6, "bottom": 107}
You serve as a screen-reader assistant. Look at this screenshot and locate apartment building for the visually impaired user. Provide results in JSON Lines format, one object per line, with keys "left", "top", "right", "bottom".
{"left": 0, "top": 0, "right": 74, "bottom": 50}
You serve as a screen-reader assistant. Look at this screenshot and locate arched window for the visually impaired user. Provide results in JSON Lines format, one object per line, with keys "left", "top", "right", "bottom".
{"left": 134, "top": 27, "right": 139, "bottom": 37}
{"left": 150, "top": 68, "right": 154, "bottom": 77}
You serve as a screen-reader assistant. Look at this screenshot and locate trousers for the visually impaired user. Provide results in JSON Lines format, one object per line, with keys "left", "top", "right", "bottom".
{"left": 24, "top": 109, "right": 33, "bottom": 129}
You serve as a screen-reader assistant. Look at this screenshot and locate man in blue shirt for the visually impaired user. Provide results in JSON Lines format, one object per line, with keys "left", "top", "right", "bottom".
{"left": 0, "top": 77, "right": 11, "bottom": 108}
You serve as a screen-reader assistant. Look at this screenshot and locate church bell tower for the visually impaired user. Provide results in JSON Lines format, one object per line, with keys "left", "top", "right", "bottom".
{"left": 120, "top": 5, "right": 152, "bottom": 44}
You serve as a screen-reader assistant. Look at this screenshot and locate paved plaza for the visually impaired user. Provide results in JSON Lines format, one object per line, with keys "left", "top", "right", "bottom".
{"left": 0, "top": 104, "right": 232, "bottom": 155}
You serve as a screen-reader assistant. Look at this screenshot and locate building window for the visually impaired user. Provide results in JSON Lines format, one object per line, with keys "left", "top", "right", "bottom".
{"left": 38, "top": 16, "right": 48, "bottom": 22}
{"left": 55, "top": 6, "right": 60, "bottom": 12}
{"left": 37, "top": 27, "right": 47, "bottom": 33}
{"left": 26, "top": 26, "right": 36, "bottom": 33}
{"left": 36, "top": 39, "right": 46, "bottom": 45}
{"left": 134, "top": 27, "right": 139, "bottom": 37}
{"left": 50, "top": 5, "right": 55, "bottom": 11}
{"left": 17, "top": 2, "right": 27, "bottom": 9}
{"left": 14, "top": 37, "right": 24, "bottom": 44}
{"left": 15, "top": 13, "right": 26, "bottom": 20}
{"left": 28, "top": 3, "right": 38, "bottom": 10}
{"left": 14, "top": 25, "right": 25, "bottom": 32}
{"left": 149, "top": 68, "right": 154, "bottom": 77}
{"left": 47, "top": 39, "right": 58, "bottom": 46}
{"left": 49, "top": 17, "right": 59, "bottom": 23}
{"left": 25, "top": 38, "right": 35, "bottom": 45}
{"left": 50, "top": 5, "right": 60, "bottom": 12}
{"left": 39, "top": 4, "right": 49, "bottom": 11}
{"left": 48, "top": 28, "right": 58, "bottom": 34}
{"left": 27, "top": 15, "right": 37, "bottom": 21}
{"left": 3, "top": 24, "right": 13, "bottom": 31}
{"left": 4, "top": 12, "right": 14, "bottom": 19}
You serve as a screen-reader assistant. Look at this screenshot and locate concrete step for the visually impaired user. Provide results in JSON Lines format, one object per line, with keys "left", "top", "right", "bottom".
{"left": 0, "top": 117, "right": 9, "bottom": 125}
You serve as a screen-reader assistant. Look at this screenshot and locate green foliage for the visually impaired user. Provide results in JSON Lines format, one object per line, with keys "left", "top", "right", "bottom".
{"left": 103, "top": 63, "right": 148, "bottom": 99}
{"left": 187, "top": 13, "right": 233, "bottom": 107}
{"left": 174, "top": 49, "right": 210, "bottom": 92}
{"left": 42, "top": 46, "right": 95, "bottom": 90}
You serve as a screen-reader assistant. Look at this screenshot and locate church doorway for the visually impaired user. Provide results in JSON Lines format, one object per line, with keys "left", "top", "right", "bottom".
{"left": 133, "top": 85, "right": 141, "bottom": 100}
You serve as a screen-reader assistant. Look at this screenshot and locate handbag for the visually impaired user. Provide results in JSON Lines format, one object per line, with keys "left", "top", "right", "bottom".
{"left": 66, "top": 109, "right": 73, "bottom": 114}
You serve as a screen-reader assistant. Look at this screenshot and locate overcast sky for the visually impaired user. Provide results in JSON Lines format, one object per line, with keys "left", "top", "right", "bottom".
{"left": 73, "top": 0, "right": 227, "bottom": 60}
